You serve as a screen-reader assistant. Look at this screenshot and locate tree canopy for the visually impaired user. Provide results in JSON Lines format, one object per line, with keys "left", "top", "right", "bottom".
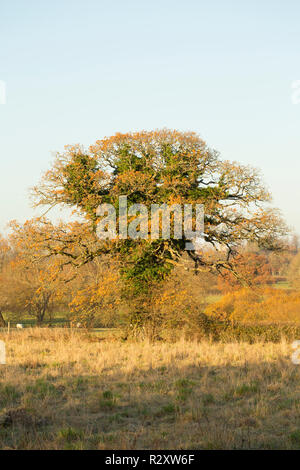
{"left": 28, "top": 129, "right": 287, "bottom": 322}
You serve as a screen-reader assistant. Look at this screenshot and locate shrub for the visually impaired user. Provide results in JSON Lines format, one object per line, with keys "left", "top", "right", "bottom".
{"left": 205, "top": 287, "right": 300, "bottom": 323}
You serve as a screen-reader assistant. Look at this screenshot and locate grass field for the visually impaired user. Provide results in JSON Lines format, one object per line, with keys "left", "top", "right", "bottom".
{"left": 1, "top": 329, "right": 300, "bottom": 450}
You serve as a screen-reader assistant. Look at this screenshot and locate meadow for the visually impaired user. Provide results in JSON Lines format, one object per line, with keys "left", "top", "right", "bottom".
{"left": 1, "top": 329, "right": 300, "bottom": 450}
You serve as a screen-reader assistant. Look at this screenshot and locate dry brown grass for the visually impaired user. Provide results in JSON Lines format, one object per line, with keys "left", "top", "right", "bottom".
{"left": 0, "top": 329, "right": 300, "bottom": 449}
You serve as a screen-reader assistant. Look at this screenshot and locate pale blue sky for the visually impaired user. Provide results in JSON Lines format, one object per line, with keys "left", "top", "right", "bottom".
{"left": 0, "top": 0, "right": 300, "bottom": 233}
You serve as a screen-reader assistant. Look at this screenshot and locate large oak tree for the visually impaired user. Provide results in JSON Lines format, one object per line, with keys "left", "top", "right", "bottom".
{"left": 30, "top": 129, "right": 287, "bottom": 323}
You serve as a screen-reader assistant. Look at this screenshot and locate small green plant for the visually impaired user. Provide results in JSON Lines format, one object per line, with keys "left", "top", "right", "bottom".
{"left": 174, "top": 379, "right": 194, "bottom": 402}
{"left": 0, "top": 384, "right": 21, "bottom": 405}
{"left": 235, "top": 382, "right": 259, "bottom": 397}
{"left": 57, "top": 427, "right": 83, "bottom": 443}
{"left": 290, "top": 430, "right": 300, "bottom": 446}
{"left": 161, "top": 403, "right": 176, "bottom": 414}
{"left": 102, "top": 390, "right": 113, "bottom": 400}
{"left": 26, "top": 379, "right": 59, "bottom": 399}
{"left": 99, "top": 390, "right": 116, "bottom": 410}
{"left": 202, "top": 393, "right": 215, "bottom": 405}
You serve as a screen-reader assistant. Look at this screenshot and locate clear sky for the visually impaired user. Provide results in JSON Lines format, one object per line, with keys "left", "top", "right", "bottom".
{"left": 0, "top": 0, "right": 300, "bottom": 234}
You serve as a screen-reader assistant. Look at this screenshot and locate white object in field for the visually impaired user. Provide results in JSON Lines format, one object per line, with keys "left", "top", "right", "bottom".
{"left": 0, "top": 341, "right": 6, "bottom": 364}
{"left": 76, "top": 323, "right": 81, "bottom": 328}
{"left": 292, "top": 340, "right": 300, "bottom": 365}
{"left": 16, "top": 324, "right": 24, "bottom": 329}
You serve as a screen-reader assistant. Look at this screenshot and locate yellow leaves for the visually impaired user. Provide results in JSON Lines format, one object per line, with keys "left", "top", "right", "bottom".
{"left": 206, "top": 287, "right": 300, "bottom": 324}
{"left": 29, "top": 128, "right": 287, "bottom": 266}
{"left": 69, "top": 264, "right": 120, "bottom": 319}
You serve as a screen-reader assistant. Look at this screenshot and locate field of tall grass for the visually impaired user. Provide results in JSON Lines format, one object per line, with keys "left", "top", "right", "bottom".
{"left": 0, "top": 329, "right": 300, "bottom": 450}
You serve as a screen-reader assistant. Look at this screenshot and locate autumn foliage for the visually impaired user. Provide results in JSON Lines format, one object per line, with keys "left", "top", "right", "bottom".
{"left": 27, "top": 129, "right": 288, "bottom": 326}
{"left": 0, "top": 129, "right": 295, "bottom": 332}
{"left": 217, "top": 251, "right": 273, "bottom": 292}
{"left": 205, "top": 286, "right": 300, "bottom": 324}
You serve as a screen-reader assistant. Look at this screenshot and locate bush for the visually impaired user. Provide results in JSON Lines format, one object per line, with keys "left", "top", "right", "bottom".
{"left": 199, "top": 318, "right": 300, "bottom": 343}
{"left": 205, "top": 287, "right": 300, "bottom": 323}
{"left": 162, "top": 314, "right": 300, "bottom": 343}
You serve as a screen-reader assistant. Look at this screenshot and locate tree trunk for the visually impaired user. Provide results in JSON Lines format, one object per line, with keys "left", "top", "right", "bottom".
{"left": 0, "top": 310, "right": 6, "bottom": 327}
